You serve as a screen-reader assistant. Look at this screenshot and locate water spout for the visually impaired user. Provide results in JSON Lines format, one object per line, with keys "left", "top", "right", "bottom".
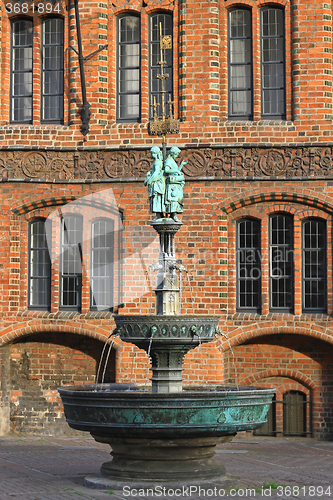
{"left": 95, "top": 329, "right": 118, "bottom": 387}
{"left": 144, "top": 331, "right": 154, "bottom": 392}
{"left": 101, "top": 333, "right": 120, "bottom": 385}
{"left": 215, "top": 329, "right": 240, "bottom": 390}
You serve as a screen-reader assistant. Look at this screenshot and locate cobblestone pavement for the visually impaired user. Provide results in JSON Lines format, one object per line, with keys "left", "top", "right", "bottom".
{"left": 0, "top": 434, "right": 332, "bottom": 500}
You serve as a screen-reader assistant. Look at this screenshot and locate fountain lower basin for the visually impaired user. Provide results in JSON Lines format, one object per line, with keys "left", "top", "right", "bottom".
{"left": 58, "top": 383, "right": 275, "bottom": 485}
{"left": 59, "top": 383, "right": 274, "bottom": 438}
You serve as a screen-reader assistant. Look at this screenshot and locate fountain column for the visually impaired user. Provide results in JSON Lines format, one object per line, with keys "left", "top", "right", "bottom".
{"left": 150, "top": 219, "right": 185, "bottom": 393}
{"left": 153, "top": 219, "right": 182, "bottom": 316}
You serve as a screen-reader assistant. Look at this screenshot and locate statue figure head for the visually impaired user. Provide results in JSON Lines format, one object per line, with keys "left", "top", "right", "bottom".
{"left": 168, "top": 146, "right": 181, "bottom": 158}
{"left": 150, "top": 146, "right": 162, "bottom": 160}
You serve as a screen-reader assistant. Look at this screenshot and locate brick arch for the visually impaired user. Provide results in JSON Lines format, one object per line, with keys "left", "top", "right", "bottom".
{"left": 112, "top": 7, "right": 142, "bottom": 15}
{"left": 257, "top": 0, "right": 289, "bottom": 8}
{"left": 232, "top": 213, "right": 261, "bottom": 222}
{"left": 230, "top": 203, "right": 299, "bottom": 222}
{"left": 11, "top": 193, "right": 123, "bottom": 217}
{"left": 221, "top": 189, "right": 333, "bottom": 214}
{"left": 242, "top": 368, "right": 316, "bottom": 390}
{"left": 298, "top": 209, "right": 329, "bottom": 221}
{"left": 224, "top": 0, "right": 257, "bottom": 8}
{"left": 145, "top": 6, "right": 174, "bottom": 15}
{"left": 0, "top": 322, "right": 121, "bottom": 349}
{"left": 11, "top": 195, "right": 77, "bottom": 216}
{"left": 112, "top": 4, "right": 174, "bottom": 16}
{"left": 217, "top": 322, "right": 333, "bottom": 349}
{"left": 25, "top": 210, "right": 51, "bottom": 222}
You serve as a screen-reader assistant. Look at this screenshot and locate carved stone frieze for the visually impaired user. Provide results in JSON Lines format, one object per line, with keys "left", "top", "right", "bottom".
{"left": 2, "top": 146, "right": 333, "bottom": 181}
{"left": 179, "top": 146, "right": 333, "bottom": 178}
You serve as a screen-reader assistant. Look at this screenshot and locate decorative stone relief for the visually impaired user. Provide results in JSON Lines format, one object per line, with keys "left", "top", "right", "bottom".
{"left": 2, "top": 147, "right": 333, "bottom": 181}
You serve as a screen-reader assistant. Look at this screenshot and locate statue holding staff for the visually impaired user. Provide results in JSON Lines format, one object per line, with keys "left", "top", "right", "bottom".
{"left": 164, "top": 146, "right": 186, "bottom": 222}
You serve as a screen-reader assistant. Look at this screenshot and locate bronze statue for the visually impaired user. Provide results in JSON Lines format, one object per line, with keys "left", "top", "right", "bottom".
{"left": 146, "top": 146, "right": 186, "bottom": 222}
{"left": 164, "top": 147, "right": 186, "bottom": 222}
{"left": 144, "top": 146, "right": 165, "bottom": 220}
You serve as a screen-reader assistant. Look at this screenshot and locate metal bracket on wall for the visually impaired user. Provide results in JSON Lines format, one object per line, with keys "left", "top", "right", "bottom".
{"left": 70, "top": 0, "right": 108, "bottom": 136}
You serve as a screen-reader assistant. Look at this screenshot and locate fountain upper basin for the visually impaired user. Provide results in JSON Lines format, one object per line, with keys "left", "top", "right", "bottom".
{"left": 115, "top": 314, "right": 219, "bottom": 342}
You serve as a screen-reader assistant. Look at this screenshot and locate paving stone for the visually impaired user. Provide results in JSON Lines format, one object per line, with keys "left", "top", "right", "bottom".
{"left": 0, "top": 436, "right": 332, "bottom": 500}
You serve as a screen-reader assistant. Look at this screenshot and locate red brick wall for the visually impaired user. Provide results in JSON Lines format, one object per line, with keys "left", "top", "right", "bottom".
{"left": 0, "top": 179, "right": 332, "bottom": 437}
{"left": 225, "top": 335, "right": 333, "bottom": 438}
{"left": 0, "top": 0, "right": 333, "bottom": 439}
{"left": 0, "top": 0, "right": 332, "bottom": 147}
{"left": 9, "top": 332, "right": 115, "bottom": 434}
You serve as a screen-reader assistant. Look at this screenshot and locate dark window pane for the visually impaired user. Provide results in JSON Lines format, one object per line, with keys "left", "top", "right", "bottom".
{"left": 118, "top": 15, "right": 140, "bottom": 121}
{"left": 269, "top": 214, "right": 293, "bottom": 312}
{"left": 42, "top": 18, "right": 64, "bottom": 123}
{"left": 228, "top": 8, "right": 252, "bottom": 120}
{"left": 302, "top": 219, "right": 326, "bottom": 312}
{"left": 60, "top": 216, "right": 82, "bottom": 310}
{"left": 11, "top": 20, "right": 33, "bottom": 123}
{"left": 237, "top": 219, "right": 261, "bottom": 311}
{"left": 90, "top": 220, "right": 114, "bottom": 310}
{"left": 119, "top": 69, "right": 140, "bottom": 93}
{"left": 261, "top": 8, "right": 285, "bottom": 119}
{"left": 149, "top": 13, "right": 173, "bottom": 119}
{"left": 120, "top": 16, "right": 140, "bottom": 43}
{"left": 29, "top": 221, "right": 51, "bottom": 308}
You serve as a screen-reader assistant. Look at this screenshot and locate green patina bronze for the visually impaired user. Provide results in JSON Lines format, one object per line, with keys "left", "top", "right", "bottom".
{"left": 145, "top": 146, "right": 186, "bottom": 222}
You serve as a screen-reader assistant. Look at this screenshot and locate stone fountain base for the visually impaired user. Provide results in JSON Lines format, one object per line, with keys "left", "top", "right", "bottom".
{"left": 85, "top": 436, "right": 234, "bottom": 489}
{"left": 94, "top": 435, "right": 231, "bottom": 482}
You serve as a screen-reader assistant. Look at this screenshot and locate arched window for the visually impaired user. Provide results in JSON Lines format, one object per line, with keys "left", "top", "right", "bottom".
{"left": 41, "top": 18, "right": 64, "bottom": 123}
{"left": 117, "top": 15, "right": 141, "bottom": 121}
{"left": 228, "top": 8, "right": 253, "bottom": 120}
{"left": 28, "top": 220, "right": 51, "bottom": 309}
{"left": 11, "top": 19, "right": 33, "bottom": 123}
{"left": 149, "top": 13, "right": 173, "bottom": 119}
{"left": 261, "top": 7, "right": 285, "bottom": 119}
{"left": 302, "top": 219, "right": 326, "bottom": 312}
{"left": 269, "top": 214, "right": 293, "bottom": 312}
{"left": 236, "top": 218, "right": 261, "bottom": 312}
{"left": 60, "top": 215, "right": 83, "bottom": 310}
{"left": 90, "top": 219, "right": 114, "bottom": 311}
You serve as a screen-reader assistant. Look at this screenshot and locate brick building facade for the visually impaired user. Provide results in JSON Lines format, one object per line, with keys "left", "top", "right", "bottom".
{"left": 0, "top": 0, "right": 332, "bottom": 439}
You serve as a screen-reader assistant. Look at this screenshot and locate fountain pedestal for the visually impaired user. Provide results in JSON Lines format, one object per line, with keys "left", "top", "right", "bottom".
{"left": 92, "top": 435, "right": 232, "bottom": 483}
{"left": 153, "top": 219, "right": 182, "bottom": 316}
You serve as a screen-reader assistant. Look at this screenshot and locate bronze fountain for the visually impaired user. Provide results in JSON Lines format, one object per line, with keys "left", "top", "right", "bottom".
{"left": 58, "top": 26, "right": 275, "bottom": 488}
